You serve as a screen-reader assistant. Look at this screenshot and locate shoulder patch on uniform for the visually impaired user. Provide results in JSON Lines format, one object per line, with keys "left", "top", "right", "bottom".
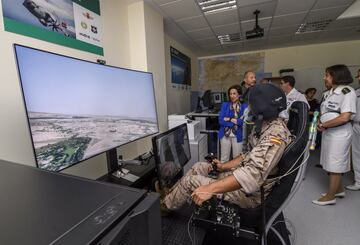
{"left": 342, "top": 87, "right": 351, "bottom": 94}
{"left": 270, "top": 137, "right": 282, "bottom": 145}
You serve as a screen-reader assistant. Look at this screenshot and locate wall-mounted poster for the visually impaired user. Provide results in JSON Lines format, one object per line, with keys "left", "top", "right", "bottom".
{"left": 171, "top": 46, "right": 191, "bottom": 86}
{"left": 2, "top": 0, "right": 103, "bottom": 55}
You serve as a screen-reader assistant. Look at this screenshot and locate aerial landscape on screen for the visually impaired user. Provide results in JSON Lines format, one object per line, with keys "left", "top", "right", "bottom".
{"left": 29, "top": 112, "right": 157, "bottom": 171}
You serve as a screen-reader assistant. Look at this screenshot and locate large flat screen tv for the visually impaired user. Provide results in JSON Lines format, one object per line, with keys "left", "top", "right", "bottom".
{"left": 14, "top": 44, "right": 158, "bottom": 172}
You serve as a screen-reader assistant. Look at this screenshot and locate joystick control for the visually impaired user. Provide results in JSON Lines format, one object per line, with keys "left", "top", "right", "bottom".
{"left": 192, "top": 197, "right": 242, "bottom": 237}
{"left": 205, "top": 153, "right": 218, "bottom": 179}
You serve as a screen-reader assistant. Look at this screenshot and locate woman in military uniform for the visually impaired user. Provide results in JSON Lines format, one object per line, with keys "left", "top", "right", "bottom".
{"left": 313, "top": 65, "right": 357, "bottom": 206}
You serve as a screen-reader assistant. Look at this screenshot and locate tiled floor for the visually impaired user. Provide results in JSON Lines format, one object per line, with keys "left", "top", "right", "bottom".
{"left": 284, "top": 149, "right": 360, "bottom": 245}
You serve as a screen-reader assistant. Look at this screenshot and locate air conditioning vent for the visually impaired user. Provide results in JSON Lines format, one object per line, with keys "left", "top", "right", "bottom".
{"left": 296, "top": 19, "right": 332, "bottom": 34}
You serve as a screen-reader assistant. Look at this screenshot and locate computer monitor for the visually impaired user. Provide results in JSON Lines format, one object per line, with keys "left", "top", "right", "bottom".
{"left": 152, "top": 124, "right": 191, "bottom": 189}
{"left": 202, "top": 90, "right": 213, "bottom": 109}
{"left": 195, "top": 89, "right": 214, "bottom": 113}
{"left": 14, "top": 44, "right": 159, "bottom": 172}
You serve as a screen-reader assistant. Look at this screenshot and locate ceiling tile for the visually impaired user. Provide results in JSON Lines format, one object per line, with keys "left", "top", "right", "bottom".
{"left": 306, "top": 6, "right": 350, "bottom": 21}
{"left": 176, "top": 15, "right": 209, "bottom": 31}
{"left": 152, "top": 0, "right": 179, "bottom": 5}
{"left": 159, "top": 0, "right": 202, "bottom": 20}
{"left": 312, "top": 0, "right": 354, "bottom": 10}
{"left": 223, "top": 42, "right": 244, "bottom": 48}
{"left": 187, "top": 27, "right": 214, "bottom": 39}
{"left": 272, "top": 12, "right": 307, "bottom": 28}
{"left": 275, "top": 0, "right": 316, "bottom": 16}
{"left": 238, "top": 0, "right": 277, "bottom": 21}
{"left": 290, "top": 36, "right": 322, "bottom": 46}
{"left": 221, "top": 43, "right": 245, "bottom": 52}
{"left": 244, "top": 38, "right": 268, "bottom": 46}
{"left": 237, "top": 0, "right": 274, "bottom": 8}
{"left": 326, "top": 17, "right": 360, "bottom": 30}
{"left": 320, "top": 26, "right": 360, "bottom": 38}
{"left": 293, "top": 32, "right": 322, "bottom": 41}
{"left": 269, "top": 25, "right": 298, "bottom": 36}
{"left": 148, "top": 0, "right": 360, "bottom": 55}
{"left": 200, "top": 45, "right": 223, "bottom": 52}
{"left": 164, "top": 19, "right": 198, "bottom": 46}
{"left": 205, "top": 9, "right": 239, "bottom": 26}
{"left": 212, "top": 22, "right": 241, "bottom": 36}
{"left": 268, "top": 34, "right": 294, "bottom": 44}
{"left": 194, "top": 38, "right": 220, "bottom": 46}
{"left": 164, "top": 19, "right": 186, "bottom": 37}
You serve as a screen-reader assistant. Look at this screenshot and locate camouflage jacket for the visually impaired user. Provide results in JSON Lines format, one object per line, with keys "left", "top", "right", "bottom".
{"left": 232, "top": 118, "right": 292, "bottom": 194}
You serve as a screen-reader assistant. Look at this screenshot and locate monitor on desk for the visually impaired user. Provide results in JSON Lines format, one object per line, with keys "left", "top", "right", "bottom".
{"left": 152, "top": 123, "right": 191, "bottom": 189}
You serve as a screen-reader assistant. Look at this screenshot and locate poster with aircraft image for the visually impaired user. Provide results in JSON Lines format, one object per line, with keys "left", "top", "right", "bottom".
{"left": 1, "top": 0, "right": 103, "bottom": 55}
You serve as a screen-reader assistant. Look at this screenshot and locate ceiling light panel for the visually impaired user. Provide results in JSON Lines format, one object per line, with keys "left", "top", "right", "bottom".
{"left": 238, "top": 0, "right": 277, "bottom": 21}
{"left": 217, "top": 32, "right": 243, "bottom": 44}
{"left": 197, "top": 0, "right": 237, "bottom": 14}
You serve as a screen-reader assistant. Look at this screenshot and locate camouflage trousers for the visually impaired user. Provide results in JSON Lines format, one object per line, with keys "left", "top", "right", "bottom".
{"left": 163, "top": 162, "right": 260, "bottom": 210}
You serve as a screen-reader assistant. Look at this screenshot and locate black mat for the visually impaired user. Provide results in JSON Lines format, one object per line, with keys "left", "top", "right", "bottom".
{"left": 162, "top": 205, "right": 205, "bottom": 245}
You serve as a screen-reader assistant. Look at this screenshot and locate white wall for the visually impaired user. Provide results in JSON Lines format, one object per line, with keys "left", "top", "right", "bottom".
{"left": 144, "top": 3, "right": 167, "bottom": 132}
{"left": 264, "top": 40, "right": 360, "bottom": 76}
{"left": 0, "top": 0, "right": 167, "bottom": 179}
{"left": 197, "top": 40, "right": 360, "bottom": 95}
{"left": 115, "top": 1, "right": 168, "bottom": 158}
{"left": 164, "top": 34, "right": 198, "bottom": 115}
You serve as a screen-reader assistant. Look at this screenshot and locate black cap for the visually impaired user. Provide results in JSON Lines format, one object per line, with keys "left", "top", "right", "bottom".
{"left": 248, "top": 83, "right": 287, "bottom": 120}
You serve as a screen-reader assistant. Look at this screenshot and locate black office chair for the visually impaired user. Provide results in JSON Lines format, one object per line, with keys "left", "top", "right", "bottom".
{"left": 192, "top": 101, "right": 310, "bottom": 245}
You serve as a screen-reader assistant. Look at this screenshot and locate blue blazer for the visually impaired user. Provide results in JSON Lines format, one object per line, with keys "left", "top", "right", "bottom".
{"left": 218, "top": 101, "right": 248, "bottom": 142}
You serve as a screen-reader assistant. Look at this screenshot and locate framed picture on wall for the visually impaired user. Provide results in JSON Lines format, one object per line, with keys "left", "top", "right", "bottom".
{"left": 2, "top": 0, "right": 103, "bottom": 55}
{"left": 212, "top": 92, "right": 222, "bottom": 104}
{"left": 170, "top": 46, "right": 191, "bottom": 86}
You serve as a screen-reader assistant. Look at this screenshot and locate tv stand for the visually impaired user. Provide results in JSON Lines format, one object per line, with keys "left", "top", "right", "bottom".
{"left": 100, "top": 148, "right": 157, "bottom": 189}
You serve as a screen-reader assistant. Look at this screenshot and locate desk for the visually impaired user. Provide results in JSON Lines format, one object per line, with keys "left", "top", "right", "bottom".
{"left": 187, "top": 111, "right": 219, "bottom": 129}
{"left": 187, "top": 111, "right": 220, "bottom": 157}
{"left": 98, "top": 157, "right": 157, "bottom": 189}
{"left": 187, "top": 111, "right": 220, "bottom": 118}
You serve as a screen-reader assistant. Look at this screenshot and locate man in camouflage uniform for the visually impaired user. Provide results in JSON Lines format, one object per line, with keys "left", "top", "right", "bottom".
{"left": 162, "top": 84, "right": 291, "bottom": 209}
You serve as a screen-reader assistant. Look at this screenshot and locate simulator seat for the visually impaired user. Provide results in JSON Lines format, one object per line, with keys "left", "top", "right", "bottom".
{"left": 192, "top": 101, "right": 310, "bottom": 245}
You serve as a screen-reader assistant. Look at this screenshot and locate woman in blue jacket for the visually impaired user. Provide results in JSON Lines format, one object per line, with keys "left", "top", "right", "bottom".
{"left": 218, "top": 85, "right": 248, "bottom": 162}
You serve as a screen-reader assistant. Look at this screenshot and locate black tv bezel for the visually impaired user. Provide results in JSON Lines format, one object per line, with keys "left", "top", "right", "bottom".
{"left": 13, "top": 44, "right": 159, "bottom": 172}
{"left": 151, "top": 123, "right": 191, "bottom": 189}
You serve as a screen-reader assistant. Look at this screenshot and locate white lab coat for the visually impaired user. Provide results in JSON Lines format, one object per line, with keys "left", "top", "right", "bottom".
{"left": 352, "top": 88, "right": 360, "bottom": 184}
{"left": 320, "top": 85, "right": 357, "bottom": 173}
{"left": 279, "top": 88, "right": 309, "bottom": 119}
